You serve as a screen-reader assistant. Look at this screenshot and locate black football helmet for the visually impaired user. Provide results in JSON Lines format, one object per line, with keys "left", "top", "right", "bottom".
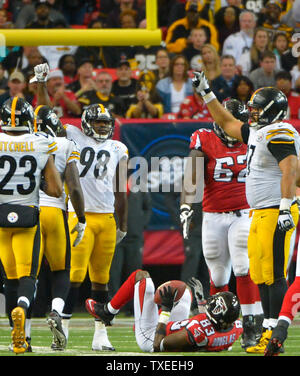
{"left": 213, "top": 99, "right": 248, "bottom": 147}
{"left": 247, "top": 87, "right": 288, "bottom": 129}
{"left": 81, "top": 103, "right": 114, "bottom": 142}
{"left": 205, "top": 291, "right": 240, "bottom": 330}
{"left": 34, "top": 105, "right": 62, "bottom": 136}
{"left": 1, "top": 96, "right": 34, "bottom": 133}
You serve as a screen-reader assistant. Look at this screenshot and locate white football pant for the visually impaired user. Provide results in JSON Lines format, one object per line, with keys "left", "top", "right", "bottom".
{"left": 202, "top": 210, "right": 251, "bottom": 287}
{"left": 133, "top": 277, "right": 192, "bottom": 352}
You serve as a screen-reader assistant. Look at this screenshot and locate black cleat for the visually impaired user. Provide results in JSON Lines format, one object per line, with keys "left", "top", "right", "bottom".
{"left": 264, "top": 322, "right": 288, "bottom": 356}
{"left": 85, "top": 299, "right": 115, "bottom": 326}
{"left": 241, "top": 315, "right": 257, "bottom": 349}
{"left": 254, "top": 314, "right": 264, "bottom": 341}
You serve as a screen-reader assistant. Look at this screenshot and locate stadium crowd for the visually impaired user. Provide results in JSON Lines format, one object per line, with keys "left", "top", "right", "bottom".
{"left": 0, "top": 0, "right": 300, "bottom": 356}
{"left": 0, "top": 0, "right": 300, "bottom": 120}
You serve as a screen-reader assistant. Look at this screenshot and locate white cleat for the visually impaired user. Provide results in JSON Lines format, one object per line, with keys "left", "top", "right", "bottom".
{"left": 92, "top": 328, "right": 115, "bottom": 351}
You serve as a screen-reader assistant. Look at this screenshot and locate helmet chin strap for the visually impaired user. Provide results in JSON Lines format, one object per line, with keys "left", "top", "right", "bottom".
{"left": 92, "top": 129, "right": 109, "bottom": 142}
{"left": 46, "top": 125, "right": 56, "bottom": 137}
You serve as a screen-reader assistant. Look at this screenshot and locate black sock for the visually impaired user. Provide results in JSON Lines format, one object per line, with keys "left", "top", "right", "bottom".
{"left": 269, "top": 278, "right": 288, "bottom": 320}
{"left": 52, "top": 270, "right": 70, "bottom": 301}
{"left": 18, "top": 276, "right": 36, "bottom": 306}
{"left": 63, "top": 285, "right": 80, "bottom": 316}
{"left": 91, "top": 290, "right": 109, "bottom": 304}
{"left": 258, "top": 283, "right": 270, "bottom": 319}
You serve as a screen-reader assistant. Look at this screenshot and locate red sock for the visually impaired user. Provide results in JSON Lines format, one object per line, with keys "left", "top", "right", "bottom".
{"left": 279, "top": 276, "right": 300, "bottom": 321}
{"left": 210, "top": 283, "right": 228, "bottom": 296}
{"left": 254, "top": 282, "right": 261, "bottom": 302}
{"left": 236, "top": 274, "right": 257, "bottom": 305}
{"left": 110, "top": 269, "right": 142, "bottom": 310}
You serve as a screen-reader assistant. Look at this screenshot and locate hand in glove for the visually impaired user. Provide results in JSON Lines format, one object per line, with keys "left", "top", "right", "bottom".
{"left": 187, "top": 277, "right": 204, "bottom": 308}
{"left": 159, "top": 285, "right": 178, "bottom": 312}
{"left": 116, "top": 228, "right": 127, "bottom": 244}
{"left": 278, "top": 209, "right": 295, "bottom": 232}
{"left": 192, "top": 71, "right": 210, "bottom": 93}
{"left": 71, "top": 220, "right": 86, "bottom": 247}
{"left": 30, "top": 63, "right": 49, "bottom": 83}
{"left": 180, "top": 205, "right": 194, "bottom": 239}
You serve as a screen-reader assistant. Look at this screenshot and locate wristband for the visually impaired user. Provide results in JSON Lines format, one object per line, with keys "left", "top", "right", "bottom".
{"left": 78, "top": 216, "right": 86, "bottom": 224}
{"left": 279, "top": 198, "right": 293, "bottom": 211}
{"left": 180, "top": 204, "right": 191, "bottom": 211}
{"left": 201, "top": 89, "right": 216, "bottom": 104}
{"left": 159, "top": 338, "right": 165, "bottom": 352}
{"left": 158, "top": 311, "right": 170, "bottom": 324}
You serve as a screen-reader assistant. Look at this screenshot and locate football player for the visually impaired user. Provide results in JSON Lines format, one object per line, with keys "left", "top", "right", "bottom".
{"left": 265, "top": 169, "right": 300, "bottom": 356}
{"left": 60, "top": 103, "right": 128, "bottom": 351}
{"left": 0, "top": 96, "right": 62, "bottom": 354}
{"left": 192, "top": 71, "right": 300, "bottom": 354}
{"left": 85, "top": 270, "right": 243, "bottom": 352}
{"left": 180, "top": 98, "right": 261, "bottom": 349}
{"left": 34, "top": 104, "right": 86, "bottom": 351}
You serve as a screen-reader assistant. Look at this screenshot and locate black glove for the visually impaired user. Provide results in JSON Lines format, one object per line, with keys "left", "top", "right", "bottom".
{"left": 187, "top": 277, "right": 204, "bottom": 307}
{"left": 159, "top": 286, "right": 178, "bottom": 312}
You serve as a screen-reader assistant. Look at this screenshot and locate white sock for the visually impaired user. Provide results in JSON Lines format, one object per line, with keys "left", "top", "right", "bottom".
{"left": 107, "top": 302, "right": 119, "bottom": 315}
{"left": 95, "top": 320, "right": 106, "bottom": 331}
{"left": 61, "top": 319, "right": 70, "bottom": 339}
{"left": 241, "top": 303, "right": 255, "bottom": 316}
{"left": 268, "top": 318, "right": 278, "bottom": 329}
{"left": 262, "top": 318, "right": 269, "bottom": 330}
{"left": 254, "top": 301, "right": 264, "bottom": 315}
{"left": 25, "top": 319, "right": 31, "bottom": 339}
{"left": 51, "top": 298, "right": 65, "bottom": 316}
{"left": 17, "top": 296, "right": 30, "bottom": 309}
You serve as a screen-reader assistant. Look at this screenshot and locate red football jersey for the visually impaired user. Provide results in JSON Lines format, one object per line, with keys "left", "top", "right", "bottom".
{"left": 190, "top": 128, "right": 249, "bottom": 212}
{"left": 166, "top": 312, "right": 243, "bottom": 352}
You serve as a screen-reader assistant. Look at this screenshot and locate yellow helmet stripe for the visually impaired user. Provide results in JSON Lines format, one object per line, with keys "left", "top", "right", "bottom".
{"left": 98, "top": 103, "right": 105, "bottom": 113}
{"left": 34, "top": 105, "right": 44, "bottom": 132}
{"left": 10, "top": 96, "right": 18, "bottom": 127}
{"left": 249, "top": 88, "right": 264, "bottom": 103}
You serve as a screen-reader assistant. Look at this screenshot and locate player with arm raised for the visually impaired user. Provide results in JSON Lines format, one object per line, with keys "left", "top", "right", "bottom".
{"left": 180, "top": 98, "right": 261, "bottom": 349}
{"left": 0, "top": 96, "right": 62, "bottom": 354}
{"left": 29, "top": 63, "right": 86, "bottom": 351}
{"left": 192, "top": 71, "right": 300, "bottom": 354}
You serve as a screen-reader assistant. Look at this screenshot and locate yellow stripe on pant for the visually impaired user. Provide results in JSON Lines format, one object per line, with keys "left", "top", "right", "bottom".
{"left": 248, "top": 203, "right": 299, "bottom": 285}
{"left": 0, "top": 224, "right": 41, "bottom": 279}
{"left": 68, "top": 212, "right": 116, "bottom": 284}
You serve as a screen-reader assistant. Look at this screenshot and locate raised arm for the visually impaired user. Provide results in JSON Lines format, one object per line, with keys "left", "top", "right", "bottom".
{"left": 192, "top": 72, "right": 244, "bottom": 141}
{"left": 31, "top": 63, "right": 53, "bottom": 107}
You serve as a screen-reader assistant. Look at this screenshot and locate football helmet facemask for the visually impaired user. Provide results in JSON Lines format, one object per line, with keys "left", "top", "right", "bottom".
{"left": 247, "top": 87, "right": 288, "bottom": 129}
{"left": 205, "top": 291, "right": 240, "bottom": 330}
{"left": 81, "top": 104, "right": 114, "bottom": 142}
{"left": 213, "top": 99, "right": 249, "bottom": 147}
{"left": 34, "top": 105, "right": 62, "bottom": 136}
{"left": 1, "top": 96, "right": 35, "bottom": 133}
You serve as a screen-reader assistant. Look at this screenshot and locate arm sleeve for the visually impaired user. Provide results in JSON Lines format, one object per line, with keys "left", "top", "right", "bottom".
{"left": 267, "top": 138, "right": 297, "bottom": 163}
{"left": 241, "top": 123, "right": 250, "bottom": 144}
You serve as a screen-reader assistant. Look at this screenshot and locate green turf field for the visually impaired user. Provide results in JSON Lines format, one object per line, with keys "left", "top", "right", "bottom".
{"left": 0, "top": 314, "right": 299, "bottom": 357}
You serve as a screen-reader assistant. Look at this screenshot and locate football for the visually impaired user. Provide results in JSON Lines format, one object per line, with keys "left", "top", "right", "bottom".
{"left": 154, "top": 280, "right": 187, "bottom": 306}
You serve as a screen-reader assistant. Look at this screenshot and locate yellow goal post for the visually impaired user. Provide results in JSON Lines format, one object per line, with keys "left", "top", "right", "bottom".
{"left": 0, "top": 0, "right": 161, "bottom": 47}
